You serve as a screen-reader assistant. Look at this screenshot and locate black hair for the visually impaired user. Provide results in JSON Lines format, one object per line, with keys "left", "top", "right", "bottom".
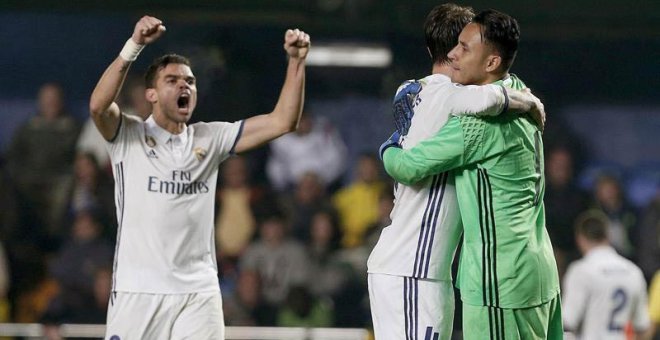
{"left": 424, "top": 3, "right": 475, "bottom": 64}
{"left": 144, "top": 54, "right": 192, "bottom": 88}
{"left": 472, "top": 9, "right": 520, "bottom": 72}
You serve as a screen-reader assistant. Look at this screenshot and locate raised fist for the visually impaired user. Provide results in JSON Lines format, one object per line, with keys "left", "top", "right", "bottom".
{"left": 131, "top": 16, "right": 166, "bottom": 45}
{"left": 284, "top": 29, "right": 311, "bottom": 60}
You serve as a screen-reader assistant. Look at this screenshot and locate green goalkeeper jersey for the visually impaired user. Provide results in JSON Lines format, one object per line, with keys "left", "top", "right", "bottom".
{"left": 383, "top": 75, "right": 559, "bottom": 309}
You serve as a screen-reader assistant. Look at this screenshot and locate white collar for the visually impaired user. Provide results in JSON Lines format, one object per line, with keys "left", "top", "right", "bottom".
{"left": 145, "top": 115, "right": 188, "bottom": 146}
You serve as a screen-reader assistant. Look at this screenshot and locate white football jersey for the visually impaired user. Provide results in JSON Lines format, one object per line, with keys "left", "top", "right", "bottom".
{"left": 367, "top": 74, "right": 507, "bottom": 280}
{"left": 107, "top": 114, "right": 242, "bottom": 294}
{"left": 562, "top": 246, "right": 650, "bottom": 340}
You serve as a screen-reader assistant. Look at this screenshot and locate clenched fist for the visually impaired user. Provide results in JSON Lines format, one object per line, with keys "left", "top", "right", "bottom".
{"left": 284, "top": 29, "right": 311, "bottom": 60}
{"left": 132, "top": 16, "right": 166, "bottom": 45}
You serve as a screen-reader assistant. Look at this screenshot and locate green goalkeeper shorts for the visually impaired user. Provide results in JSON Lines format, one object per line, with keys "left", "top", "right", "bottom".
{"left": 462, "top": 293, "right": 563, "bottom": 340}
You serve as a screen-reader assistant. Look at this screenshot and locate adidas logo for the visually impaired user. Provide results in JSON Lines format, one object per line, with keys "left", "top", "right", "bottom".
{"left": 147, "top": 149, "right": 158, "bottom": 158}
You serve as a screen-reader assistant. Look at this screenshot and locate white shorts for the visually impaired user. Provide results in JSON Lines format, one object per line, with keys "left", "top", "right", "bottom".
{"left": 105, "top": 291, "right": 224, "bottom": 340}
{"left": 368, "top": 273, "right": 454, "bottom": 340}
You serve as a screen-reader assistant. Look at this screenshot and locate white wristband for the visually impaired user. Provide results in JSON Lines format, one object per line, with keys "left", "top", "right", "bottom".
{"left": 119, "top": 38, "right": 145, "bottom": 62}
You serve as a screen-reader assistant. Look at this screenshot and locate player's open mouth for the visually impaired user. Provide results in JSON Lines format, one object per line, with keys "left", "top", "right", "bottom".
{"left": 177, "top": 94, "right": 190, "bottom": 113}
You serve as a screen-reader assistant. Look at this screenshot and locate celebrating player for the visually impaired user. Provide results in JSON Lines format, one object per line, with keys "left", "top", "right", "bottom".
{"left": 379, "top": 9, "right": 562, "bottom": 340}
{"left": 89, "top": 15, "right": 310, "bottom": 339}
{"left": 367, "top": 4, "right": 546, "bottom": 340}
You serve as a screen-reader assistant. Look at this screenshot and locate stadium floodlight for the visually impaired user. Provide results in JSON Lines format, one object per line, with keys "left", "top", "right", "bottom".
{"left": 306, "top": 43, "right": 392, "bottom": 68}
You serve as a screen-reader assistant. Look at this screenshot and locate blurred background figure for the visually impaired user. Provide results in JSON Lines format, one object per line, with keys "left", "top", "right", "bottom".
{"left": 282, "top": 171, "right": 335, "bottom": 242}
{"left": 276, "top": 285, "right": 333, "bottom": 328}
{"left": 239, "top": 215, "right": 311, "bottom": 325}
{"left": 40, "top": 211, "right": 113, "bottom": 325}
{"left": 68, "top": 152, "right": 116, "bottom": 240}
{"left": 266, "top": 113, "right": 348, "bottom": 193}
{"left": 637, "top": 192, "right": 660, "bottom": 281}
{"left": 562, "top": 210, "right": 650, "bottom": 340}
{"left": 214, "top": 156, "right": 278, "bottom": 289}
{"left": 223, "top": 270, "right": 269, "bottom": 326}
{"left": 591, "top": 174, "right": 639, "bottom": 259}
{"left": 544, "top": 146, "right": 588, "bottom": 278}
{"left": 332, "top": 154, "right": 386, "bottom": 248}
{"left": 6, "top": 82, "right": 80, "bottom": 247}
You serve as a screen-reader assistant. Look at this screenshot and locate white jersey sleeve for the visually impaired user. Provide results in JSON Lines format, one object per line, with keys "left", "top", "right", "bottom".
{"left": 631, "top": 269, "right": 651, "bottom": 332}
{"left": 105, "top": 113, "right": 143, "bottom": 161}
{"left": 207, "top": 120, "right": 245, "bottom": 159}
{"left": 446, "top": 84, "right": 507, "bottom": 117}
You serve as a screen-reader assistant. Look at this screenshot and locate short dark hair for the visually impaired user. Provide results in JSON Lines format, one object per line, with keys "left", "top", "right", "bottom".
{"left": 472, "top": 9, "right": 520, "bottom": 72}
{"left": 575, "top": 210, "right": 609, "bottom": 242}
{"left": 144, "top": 54, "right": 192, "bottom": 88}
{"left": 424, "top": 3, "right": 474, "bottom": 64}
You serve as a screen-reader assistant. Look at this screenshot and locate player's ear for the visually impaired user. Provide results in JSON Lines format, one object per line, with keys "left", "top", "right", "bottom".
{"left": 485, "top": 54, "right": 502, "bottom": 73}
{"left": 145, "top": 88, "right": 158, "bottom": 103}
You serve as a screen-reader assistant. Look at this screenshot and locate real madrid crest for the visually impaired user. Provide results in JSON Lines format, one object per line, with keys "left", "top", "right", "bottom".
{"left": 194, "top": 147, "right": 207, "bottom": 161}
{"left": 145, "top": 135, "right": 157, "bottom": 148}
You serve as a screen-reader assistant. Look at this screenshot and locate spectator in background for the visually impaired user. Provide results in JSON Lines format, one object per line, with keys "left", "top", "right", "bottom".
{"left": 562, "top": 210, "right": 650, "bottom": 340}
{"left": 363, "top": 190, "right": 394, "bottom": 251}
{"left": 69, "top": 152, "right": 116, "bottom": 239}
{"left": 77, "top": 75, "right": 152, "bottom": 170}
{"left": 41, "top": 211, "right": 113, "bottom": 325}
{"left": 544, "top": 146, "right": 588, "bottom": 277}
{"left": 223, "top": 270, "right": 269, "bottom": 326}
{"left": 240, "top": 215, "right": 310, "bottom": 325}
{"left": 306, "top": 210, "right": 349, "bottom": 299}
{"left": 282, "top": 171, "right": 334, "bottom": 242}
{"left": 332, "top": 154, "right": 386, "bottom": 248}
{"left": 638, "top": 192, "right": 660, "bottom": 281}
{"left": 215, "top": 157, "right": 258, "bottom": 260}
{"left": 6, "top": 82, "right": 80, "bottom": 246}
{"left": 591, "top": 174, "right": 638, "bottom": 259}
{"left": 266, "top": 113, "right": 347, "bottom": 192}
{"left": 277, "top": 286, "right": 333, "bottom": 328}
{"left": 215, "top": 156, "right": 278, "bottom": 290}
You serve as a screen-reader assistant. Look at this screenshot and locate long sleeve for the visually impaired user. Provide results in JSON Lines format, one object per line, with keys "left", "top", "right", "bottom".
{"left": 382, "top": 116, "right": 467, "bottom": 186}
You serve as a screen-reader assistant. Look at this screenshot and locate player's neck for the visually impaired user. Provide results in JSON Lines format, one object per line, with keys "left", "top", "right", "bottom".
{"left": 153, "top": 111, "right": 186, "bottom": 135}
{"left": 432, "top": 63, "right": 453, "bottom": 77}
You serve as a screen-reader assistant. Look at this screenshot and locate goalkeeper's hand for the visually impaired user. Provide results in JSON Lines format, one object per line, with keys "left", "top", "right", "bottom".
{"left": 392, "top": 80, "right": 422, "bottom": 136}
{"left": 379, "top": 131, "right": 402, "bottom": 161}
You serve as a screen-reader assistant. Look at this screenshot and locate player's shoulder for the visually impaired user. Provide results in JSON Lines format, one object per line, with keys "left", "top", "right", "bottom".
{"left": 122, "top": 112, "right": 144, "bottom": 127}
{"left": 502, "top": 73, "right": 527, "bottom": 90}
{"left": 565, "top": 257, "right": 592, "bottom": 278}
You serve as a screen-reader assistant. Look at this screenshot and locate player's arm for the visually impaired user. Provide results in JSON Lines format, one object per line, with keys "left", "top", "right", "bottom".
{"left": 89, "top": 16, "right": 165, "bottom": 141}
{"left": 232, "top": 29, "right": 310, "bottom": 154}
{"left": 632, "top": 272, "right": 652, "bottom": 339}
{"left": 561, "top": 265, "right": 588, "bottom": 333}
{"left": 448, "top": 85, "right": 546, "bottom": 131}
{"left": 381, "top": 116, "right": 468, "bottom": 185}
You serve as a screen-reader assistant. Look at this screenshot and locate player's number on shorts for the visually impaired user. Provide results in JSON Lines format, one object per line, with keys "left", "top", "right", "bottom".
{"left": 532, "top": 130, "right": 543, "bottom": 206}
{"left": 608, "top": 288, "right": 628, "bottom": 331}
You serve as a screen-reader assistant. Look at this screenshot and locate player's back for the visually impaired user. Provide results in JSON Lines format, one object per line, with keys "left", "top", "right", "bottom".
{"left": 563, "top": 246, "right": 649, "bottom": 340}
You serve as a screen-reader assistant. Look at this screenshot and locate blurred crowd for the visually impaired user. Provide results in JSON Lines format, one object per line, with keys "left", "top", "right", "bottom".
{"left": 0, "top": 81, "right": 658, "bottom": 335}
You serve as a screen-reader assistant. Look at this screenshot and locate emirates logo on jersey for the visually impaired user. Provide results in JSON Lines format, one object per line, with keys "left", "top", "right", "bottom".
{"left": 194, "top": 147, "right": 207, "bottom": 161}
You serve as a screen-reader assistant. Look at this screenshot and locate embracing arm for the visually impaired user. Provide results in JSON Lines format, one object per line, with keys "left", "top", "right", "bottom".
{"left": 382, "top": 117, "right": 468, "bottom": 185}
{"left": 89, "top": 16, "right": 165, "bottom": 141}
{"left": 448, "top": 84, "right": 545, "bottom": 131}
{"left": 233, "top": 29, "right": 310, "bottom": 154}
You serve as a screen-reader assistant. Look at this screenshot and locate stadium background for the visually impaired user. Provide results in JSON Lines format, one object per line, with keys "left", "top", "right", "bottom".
{"left": 0, "top": 0, "right": 659, "bottom": 338}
